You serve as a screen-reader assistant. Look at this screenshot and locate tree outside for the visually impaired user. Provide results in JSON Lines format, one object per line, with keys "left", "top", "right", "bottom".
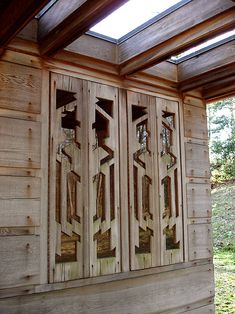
{"left": 207, "top": 97, "right": 235, "bottom": 314}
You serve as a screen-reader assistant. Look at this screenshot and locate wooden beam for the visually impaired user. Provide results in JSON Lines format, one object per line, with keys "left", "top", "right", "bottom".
{"left": 39, "top": 0, "right": 127, "bottom": 56}
{"left": 0, "top": 0, "right": 50, "bottom": 49}
{"left": 178, "top": 40, "right": 235, "bottom": 92}
{"left": 202, "top": 76, "right": 235, "bottom": 102}
{"left": 119, "top": 0, "right": 235, "bottom": 75}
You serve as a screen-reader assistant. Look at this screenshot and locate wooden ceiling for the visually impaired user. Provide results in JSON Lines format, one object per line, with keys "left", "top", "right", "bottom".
{"left": 0, "top": 0, "right": 235, "bottom": 101}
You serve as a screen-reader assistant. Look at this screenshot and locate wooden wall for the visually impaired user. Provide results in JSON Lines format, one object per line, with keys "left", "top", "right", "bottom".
{"left": 0, "top": 54, "right": 214, "bottom": 313}
{"left": 183, "top": 94, "right": 213, "bottom": 263}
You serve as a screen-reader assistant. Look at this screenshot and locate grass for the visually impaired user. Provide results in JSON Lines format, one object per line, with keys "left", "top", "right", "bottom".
{"left": 214, "top": 250, "right": 235, "bottom": 313}
{"left": 211, "top": 184, "right": 235, "bottom": 313}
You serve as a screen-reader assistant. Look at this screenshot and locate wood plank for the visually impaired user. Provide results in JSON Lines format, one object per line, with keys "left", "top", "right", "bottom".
{"left": 0, "top": 176, "right": 40, "bottom": 199}
{"left": 66, "top": 34, "right": 118, "bottom": 64}
{"left": 0, "top": 235, "right": 40, "bottom": 289}
{"left": 187, "top": 183, "right": 211, "bottom": 218}
{"left": 0, "top": 117, "right": 41, "bottom": 168}
{"left": 0, "top": 199, "right": 40, "bottom": 227}
{"left": 39, "top": 0, "right": 128, "bottom": 56}
{"left": 0, "top": 264, "right": 214, "bottom": 313}
{"left": 39, "top": 69, "right": 49, "bottom": 284}
{"left": 119, "top": 1, "right": 235, "bottom": 75}
{"left": 185, "top": 143, "right": 210, "bottom": 178}
{"left": 188, "top": 224, "right": 213, "bottom": 261}
{"left": 178, "top": 40, "right": 235, "bottom": 83}
{"left": 184, "top": 105, "right": 208, "bottom": 140}
{"left": 179, "top": 64, "right": 235, "bottom": 93}
{"left": 118, "top": 89, "right": 129, "bottom": 272}
{"left": 0, "top": 61, "right": 41, "bottom": 113}
{"left": 183, "top": 304, "right": 214, "bottom": 313}
{"left": 202, "top": 75, "right": 235, "bottom": 102}
{"left": 0, "top": 0, "right": 50, "bottom": 50}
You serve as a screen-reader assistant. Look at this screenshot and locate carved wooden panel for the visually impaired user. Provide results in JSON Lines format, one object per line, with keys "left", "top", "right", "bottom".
{"left": 127, "top": 91, "right": 160, "bottom": 270}
{"left": 88, "top": 82, "right": 121, "bottom": 276}
{"left": 50, "top": 74, "right": 84, "bottom": 282}
{"left": 156, "top": 98, "right": 183, "bottom": 265}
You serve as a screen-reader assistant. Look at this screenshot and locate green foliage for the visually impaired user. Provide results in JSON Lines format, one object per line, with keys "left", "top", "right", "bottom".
{"left": 208, "top": 97, "right": 235, "bottom": 183}
{"left": 212, "top": 184, "right": 235, "bottom": 313}
{"left": 212, "top": 185, "right": 235, "bottom": 250}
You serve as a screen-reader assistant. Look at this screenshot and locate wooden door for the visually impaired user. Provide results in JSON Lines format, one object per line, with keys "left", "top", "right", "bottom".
{"left": 49, "top": 74, "right": 84, "bottom": 282}
{"left": 156, "top": 98, "right": 183, "bottom": 265}
{"left": 127, "top": 91, "right": 160, "bottom": 270}
{"left": 88, "top": 82, "right": 121, "bottom": 276}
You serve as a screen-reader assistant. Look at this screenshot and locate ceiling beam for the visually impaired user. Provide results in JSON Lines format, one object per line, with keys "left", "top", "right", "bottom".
{"left": 119, "top": 0, "right": 235, "bottom": 76}
{"left": 202, "top": 76, "right": 235, "bottom": 102}
{"left": 0, "top": 0, "right": 50, "bottom": 50}
{"left": 178, "top": 40, "right": 235, "bottom": 92}
{"left": 39, "top": 0, "right": 128, "bottom": 56}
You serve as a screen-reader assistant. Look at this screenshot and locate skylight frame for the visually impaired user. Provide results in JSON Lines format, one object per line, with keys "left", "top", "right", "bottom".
{"left": 170, "top": 31, "right": 235, "bottom": 64}
{"left": 88, "top": 0, "right": 193, "bottom": 44}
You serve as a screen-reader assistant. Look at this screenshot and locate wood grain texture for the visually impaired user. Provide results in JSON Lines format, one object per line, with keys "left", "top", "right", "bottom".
{"left": 185, "top": 143, "right": 210, "bottom": 179}
{"left": 0, "top": 61, "right": 41, "bottom": 113}
{"left": 119, "top": 1, "right": 235, "bottom": 74}
{"left": 0, "top": 235, "right": 40, "bottom": 289}
{"left": 39, "top": 0, "right": 128, "bottom": 56}
{"left": 0, "top": 199, "right": 40, "bottom": 227}
{"left": 188, "top": 224, "right": 213, "bottom": 261}
{"left": 0, "top": 117, "right": 41, "bottom": 168}
{"left": 184, "top": 105, "right": 208, "bottom": 140}
{"left": 0, "top": 176, "right": 40, "bottom": 199}
{"left": 66, "top": 34, "right": 118, "bottom": 64}
{"left": 183, "top": 304, "right": 214, "bottom": 313}
{"left": 0, "top": 0, "right": 50, "bottom": 49}
{"left": 187, "top": 183, "right": 211, "bottom": 218}
{"left": 178, "top": 40, "right": 235, "bottom": 83}
{"left": 0, "top": 264, "right": 214, "bottom": 314}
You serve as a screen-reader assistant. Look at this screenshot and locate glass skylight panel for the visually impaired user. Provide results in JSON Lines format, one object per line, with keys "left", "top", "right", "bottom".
{"left": 171, "top": 29, "right": 235, "bottom": 61}
{"left": 90, "top": 0, "right": 182, "bottom": 40}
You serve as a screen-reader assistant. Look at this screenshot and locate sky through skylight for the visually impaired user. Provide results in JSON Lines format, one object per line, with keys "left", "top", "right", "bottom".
{"left": 90, "top": 0, "right": 182, "bottom": 40}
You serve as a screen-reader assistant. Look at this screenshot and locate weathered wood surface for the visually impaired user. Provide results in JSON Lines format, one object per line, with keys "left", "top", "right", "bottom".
{"left": 187, "top": 183, "right": 211, "bottom": 218}
{"left": 188, "top": 224, "right": 213, "bottom": 261}
{"left": 0, "top": 0, "right": 50, "bottom": 50}
{"left": 0, "top": 61, "right": 41, "bottom": 113}
{"left": 0, "top": 199, "right": 40, "bottom": 227}
{"left": 185, "top": 143, "right": 210, "bottom": 179}
{"left": 0, "top": 235, "right": 40, "bottom": 289}
{"left": 183, "top": 94, "right": 213, "bottom": 265}
{"left": 39, "top": 0, "right": 128, "bottom": 56}
{"left": 0, "top": 264, "right": 214, "bottom": 314}
{"left": 0, "top": 117, "right": 41, "bottom": 168}
{"left": 66, "top": 34, "right": 118, "bottom": 64}
{"left": 184, "top": 105, "right": 208, "bottom": 140}
{"left": 119, "top": 0, "right": 235, "bottom": 74}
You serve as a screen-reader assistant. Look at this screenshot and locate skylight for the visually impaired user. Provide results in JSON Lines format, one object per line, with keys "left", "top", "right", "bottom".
{"left": 90, "top": 0, "right": 183, "bottom": 40}
{"left": 171, "top": 29, "right": 235, "bottom": 62}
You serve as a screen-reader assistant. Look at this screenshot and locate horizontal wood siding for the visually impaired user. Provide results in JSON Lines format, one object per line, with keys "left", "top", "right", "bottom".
{"left": 183, "top": 94, "right": 213, "bottom": 264}
{"left": 0, "top": 235, "right": 40, "bottom": 289}
{"left": 0, "top": 264, "right": 214, "bottom": 314}
{"left": 0, "top": 61, "right": 43, "bottom": 289}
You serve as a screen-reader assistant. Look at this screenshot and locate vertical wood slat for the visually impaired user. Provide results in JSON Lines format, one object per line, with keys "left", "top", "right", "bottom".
{"left": 88, "top": 82, "right": 121, "bottom": 276}
{"left": 49, "top": 73, "right": 84, "bottom": 282}
{"left": 156, "top": 98, "right": 183, "bottom": 265}
{"left": 127, "top": 91, "right": 160, "bottom": 270}
{"left": 118, "top": 89, "right": 129, "bottom": 272}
